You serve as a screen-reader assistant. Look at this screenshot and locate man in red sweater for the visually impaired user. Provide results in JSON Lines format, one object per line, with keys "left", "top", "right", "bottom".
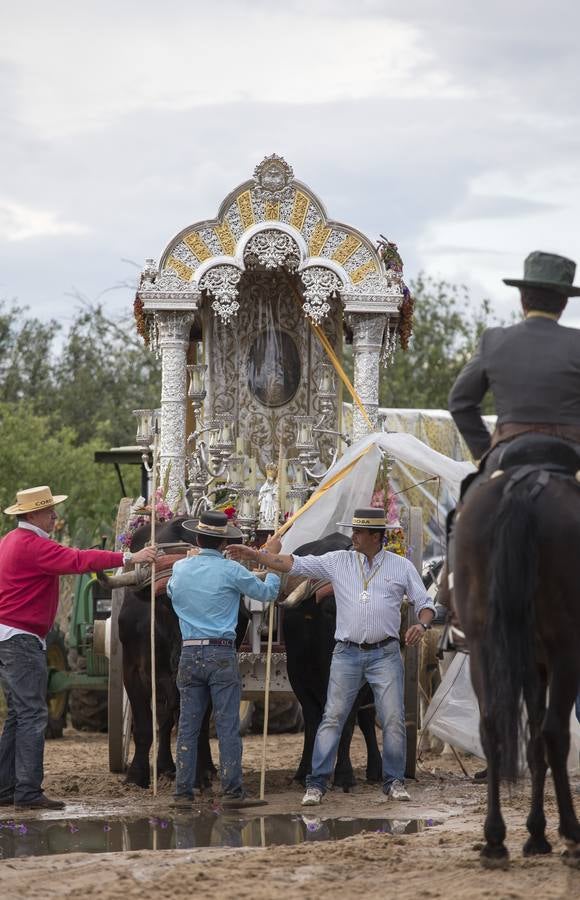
{"left": 0, "top": 485, "right": 158, "bottom": 809}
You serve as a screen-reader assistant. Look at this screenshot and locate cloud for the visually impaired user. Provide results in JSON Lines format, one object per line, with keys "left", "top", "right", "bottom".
{"left": 0, "top": 199, "right": 90, "bottom": 241}
{"left": 0, "top": 0, "right": 579, "bottom": 330}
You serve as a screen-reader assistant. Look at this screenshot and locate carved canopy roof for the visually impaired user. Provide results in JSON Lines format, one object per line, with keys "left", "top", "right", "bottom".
{"left": 138, "top": 154, "right": 405, "bottom": 324}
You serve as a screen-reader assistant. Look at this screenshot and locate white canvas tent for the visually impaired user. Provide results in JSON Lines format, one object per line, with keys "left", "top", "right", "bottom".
{"left": 423, "top": 653, "right": 580, "bottom": 774}
{"left": 281, "top": 430, "right": 474, "bottom": 553}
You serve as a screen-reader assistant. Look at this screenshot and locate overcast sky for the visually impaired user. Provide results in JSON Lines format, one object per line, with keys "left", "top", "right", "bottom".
{"left": 1, "top": 0, "right": 579, "bottom": 331}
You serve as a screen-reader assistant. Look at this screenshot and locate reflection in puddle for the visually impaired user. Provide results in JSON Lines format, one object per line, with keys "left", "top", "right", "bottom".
{"left": 0, "top": 814, "right": 438, "bottom": 859}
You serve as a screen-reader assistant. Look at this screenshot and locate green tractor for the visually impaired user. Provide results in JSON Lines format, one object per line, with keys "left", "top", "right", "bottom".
{"left": 45, "top": 572, "right": 111, "bottom": 737}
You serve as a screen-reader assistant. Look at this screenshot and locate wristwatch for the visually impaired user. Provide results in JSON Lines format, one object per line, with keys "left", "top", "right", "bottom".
{"left": 418, "top": 621, "right": 431, "bottom": 631}
{"left": 123, "top": 551, "right": 133, "bottom": 565}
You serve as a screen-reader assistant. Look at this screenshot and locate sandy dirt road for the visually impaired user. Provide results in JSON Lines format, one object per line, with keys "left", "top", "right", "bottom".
{"left": 0, "top": 729, "right": 578, "bottom": 899}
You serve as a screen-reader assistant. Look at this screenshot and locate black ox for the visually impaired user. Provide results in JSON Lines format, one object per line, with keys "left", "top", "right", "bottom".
{"left": 114, "top": 520, "right": 381, "bottom": 790}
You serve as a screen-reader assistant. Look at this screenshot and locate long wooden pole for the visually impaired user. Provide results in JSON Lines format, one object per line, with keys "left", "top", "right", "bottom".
{"left": 259, "top": 443, "right": 283, "bottom": 800}
{"left": 150, "top": 429, "right": 160, "bottom": 797}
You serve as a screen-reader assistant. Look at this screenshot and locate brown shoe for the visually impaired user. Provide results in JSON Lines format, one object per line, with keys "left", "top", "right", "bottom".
{"left": 14, "top": 795, "right": 66, "bottom": 810}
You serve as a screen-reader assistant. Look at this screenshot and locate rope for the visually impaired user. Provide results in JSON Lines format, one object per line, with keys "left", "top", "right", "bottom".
{"left": 149, "top": 430, "right": 160, "bottom": 798}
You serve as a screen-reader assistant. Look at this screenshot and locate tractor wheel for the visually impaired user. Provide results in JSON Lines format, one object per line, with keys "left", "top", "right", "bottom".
{"left": 69, "top": 690, "right": 108, "bottom": 732}
{"left": 45, "top": 628, "right": 69, "bottom": 739}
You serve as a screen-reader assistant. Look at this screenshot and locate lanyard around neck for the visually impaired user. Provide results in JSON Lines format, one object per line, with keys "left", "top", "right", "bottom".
{"left": 356, "top": 552, "right": 384, "bottom": 591}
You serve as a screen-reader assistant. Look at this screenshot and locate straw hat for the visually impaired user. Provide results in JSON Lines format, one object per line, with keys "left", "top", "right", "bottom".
{"left": 336, "top": 507, "right": 387, "bottom": 529}
{"left": 4, "top": 485, "right": 68, "bottom": 516}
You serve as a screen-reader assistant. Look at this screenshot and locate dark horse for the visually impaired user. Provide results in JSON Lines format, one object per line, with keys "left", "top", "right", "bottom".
{"left": 454, "top": 434, "right": 580, "bottom": 868}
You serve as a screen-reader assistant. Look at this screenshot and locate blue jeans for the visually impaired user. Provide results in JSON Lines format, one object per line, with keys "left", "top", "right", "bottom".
{"left": 174, "top": 645, "right": 242, "bottom": 798}
{"left": 0, "top": 634, "right": 48, "bottom": 804}
{"left": 306, "top": 640, "right": 406, "bottom": 793}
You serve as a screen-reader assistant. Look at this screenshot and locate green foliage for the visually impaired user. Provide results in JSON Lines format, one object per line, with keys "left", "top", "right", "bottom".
{"left": 47, "top": 304, "right": 161, "bottom": 446}
{"left": 0, "top": 300, "right": 159, "bottom": 545}
{"left": 379, "top": 275, "right": 502, "bottom": 412}
{"left": 0, "top": 402, "right": 143, "bottom": 543}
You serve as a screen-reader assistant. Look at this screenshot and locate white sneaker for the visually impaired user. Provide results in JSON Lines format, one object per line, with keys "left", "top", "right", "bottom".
{"left": 385, "top": 780, "right": 410, "bottom": 801}
{"left": 301, "top": 787, "right": 323, "bottom": 806}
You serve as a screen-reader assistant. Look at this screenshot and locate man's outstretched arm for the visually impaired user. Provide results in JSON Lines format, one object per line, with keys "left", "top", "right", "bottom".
{"left": 225, "top": 542, "right": 293, "bottom": 573}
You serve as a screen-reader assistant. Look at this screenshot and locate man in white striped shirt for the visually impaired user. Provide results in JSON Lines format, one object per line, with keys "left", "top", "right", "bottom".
{"left": 227, "top": 507, "right": 435, "bottom": 806}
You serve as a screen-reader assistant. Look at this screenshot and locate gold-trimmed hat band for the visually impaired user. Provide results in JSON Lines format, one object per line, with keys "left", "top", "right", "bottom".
{"left": 351, "top": 516, "right": 386, "bottom": 527}
{"left": 196, "top": 522, "right": 229, "bottom": 535}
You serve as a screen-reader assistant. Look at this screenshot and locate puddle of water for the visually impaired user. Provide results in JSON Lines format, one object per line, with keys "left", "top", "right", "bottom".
{"left": 0, "top": 813, "right": 439, "bottom": 860}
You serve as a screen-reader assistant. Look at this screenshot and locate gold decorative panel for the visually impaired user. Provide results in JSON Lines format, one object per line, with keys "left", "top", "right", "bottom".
{"left": 309, "top": 221, "right": 332, "bottom": 256}
{"left": 166, "top": 255, "right": 193, "bottom": 281}
{"left": 214, "top": 222, "right": 236, "bottom": 255}
{"left": 350, "top": 260, "right": 378, "bottom": 283}
{"left": 237, "top": 191, "right": 255, "bottom": 229}
{"left": 290, "top": 191, "right": 310, "bottom": 230}
{"left": 264, "top": 201, "right": 280, "bottom": 220}
{"left": 332, "top": 234, "right": 362, "bottom": 265}
{"left": 184, "top": 232, "right": 212, "bottom": 261}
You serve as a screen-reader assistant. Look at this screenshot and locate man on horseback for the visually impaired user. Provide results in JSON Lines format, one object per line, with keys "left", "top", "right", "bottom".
{"left": 446, "top": 251, "right": 580, "bottom": 867}
{"left": 449, "top": 250, "right": 580, "bottom": 469}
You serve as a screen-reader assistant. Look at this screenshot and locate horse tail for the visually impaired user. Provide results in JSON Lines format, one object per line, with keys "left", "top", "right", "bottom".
{"left": 486, "top": 479, "right": 539, "bottom": 782}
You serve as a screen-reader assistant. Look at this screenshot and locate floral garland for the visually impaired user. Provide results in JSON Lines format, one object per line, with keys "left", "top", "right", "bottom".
{"left": 384, "top": 527, "right": 407, "bottom": 557}
{"left": 371, "top": 487, "right": 407, "bottom": 557}
{"left": 377, "top": 236, "right": 415, "bottom": 352}
{"left": 397, "top": 286, "right": 415, "bottom": 351}
{"left": 134, "top": 295, "right": 149, "bottom": 346}
{"left": 118, "top": 487, "right": 174, "bottom": 549}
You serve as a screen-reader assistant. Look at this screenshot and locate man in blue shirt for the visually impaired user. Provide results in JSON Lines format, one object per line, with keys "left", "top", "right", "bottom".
{"left": 167, "top": 511, "right": 280, "bottom": 806}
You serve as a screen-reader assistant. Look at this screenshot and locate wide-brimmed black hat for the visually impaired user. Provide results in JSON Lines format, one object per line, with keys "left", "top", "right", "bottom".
{"left": 337, "top": 507, "right": 387, "bottom": 529}
{"left": 503, "top": 250, "right": 580, "bottom": 296}
{"left": 182, "top": 511, "right": 243, "bottom": 541}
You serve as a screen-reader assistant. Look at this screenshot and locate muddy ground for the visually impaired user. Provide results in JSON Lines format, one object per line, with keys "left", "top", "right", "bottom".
{"left": 0, "top": 730, "right": 578, "bottom": 899}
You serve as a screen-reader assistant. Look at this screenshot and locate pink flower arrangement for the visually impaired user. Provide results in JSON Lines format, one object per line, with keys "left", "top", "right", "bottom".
{"left": 118, "top": 488, "right": 174, "bottom": 549}
{"left": 371, "top": 488, "right": 399, "bottom": 525}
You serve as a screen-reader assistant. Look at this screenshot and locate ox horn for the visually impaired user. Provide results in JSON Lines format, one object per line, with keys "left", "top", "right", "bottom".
{"left": 95, "top": 564, "right": 150, "bottom": 589}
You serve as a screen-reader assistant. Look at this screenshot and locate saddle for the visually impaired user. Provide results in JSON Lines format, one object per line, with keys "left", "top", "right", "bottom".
{"left": 498, "top": 432, "right": 580, "bottom": 474}
{"left": 494, "top": 433, "right": 580, "bottom": 501}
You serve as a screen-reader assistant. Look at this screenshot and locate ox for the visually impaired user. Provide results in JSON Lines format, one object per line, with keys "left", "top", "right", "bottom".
{"left": 108, "top": 517, "right": 249, "bottom": 789}
{"left": 282, "top": 533, "right": 383, "bottom": 788}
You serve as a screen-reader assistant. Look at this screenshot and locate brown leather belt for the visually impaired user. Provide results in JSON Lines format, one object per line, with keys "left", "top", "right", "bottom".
{"left": 491, "top": 422, "right": 580, "bottom": 448}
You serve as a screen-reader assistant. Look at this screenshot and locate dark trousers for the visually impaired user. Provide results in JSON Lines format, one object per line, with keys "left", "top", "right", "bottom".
{"left": 0, "top": 634, "right": 48, "bottom": 803}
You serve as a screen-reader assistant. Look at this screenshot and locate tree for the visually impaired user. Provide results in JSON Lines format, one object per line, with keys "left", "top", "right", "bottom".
{"left": 379, "top": 275, "right": 502, "bottom": 412}
{"left": 0, "top": 401, "right": 143, "bottom": 542}
{"left": 48, "top": 304, "right": 161, "bottom": 446}
{"left": 0, "top": 301, "right": 60, "bottom": 406}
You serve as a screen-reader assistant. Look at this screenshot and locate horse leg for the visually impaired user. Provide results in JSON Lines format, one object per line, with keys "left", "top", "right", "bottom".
{"left": 471, "top": 652, "right": 509, "bottom": 868}
{"left": 523, "top": 669, "right": 551, "bottom": 856}
{"left": 542, "top": 665, "right": 580, "bottom": 865}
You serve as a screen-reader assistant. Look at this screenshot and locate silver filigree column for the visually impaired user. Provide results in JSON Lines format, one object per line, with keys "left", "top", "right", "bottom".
{"left": 156, "top": 310, "right": 195, "bottom": 509}
{"left": 350, "top": 313, "right": 388, "bottom": 443}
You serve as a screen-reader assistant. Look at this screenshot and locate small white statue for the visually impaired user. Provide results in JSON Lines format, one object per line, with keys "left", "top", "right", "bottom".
{"left": 258, "top": 463, "right": 279, "bottom": 530}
